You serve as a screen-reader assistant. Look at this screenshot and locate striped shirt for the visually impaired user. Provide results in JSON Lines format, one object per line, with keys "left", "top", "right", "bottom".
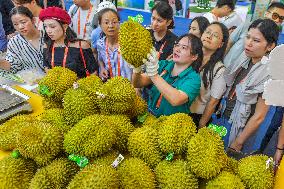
{"left": 97, "top": 36, "right": 133, "bottom": 81}
{"left": 4, "top": 32, "right": 44, "bottom": 74}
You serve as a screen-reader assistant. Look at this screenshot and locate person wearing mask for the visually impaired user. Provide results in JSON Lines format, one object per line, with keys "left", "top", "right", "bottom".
{"left": 190, "top": 22, "right": 228, "bottom": 128}
{"left": 96, "top": 8, "right": 132, "bottom": 81}
{"left": 224, "top": 2, "right": 284, "bottom": 67}
{"left": 0, "top": 0, "right": 15, "bottom": 36}
{"left": 132, "top": 34, "right": 202, "bottom": 117}
{"left": 0, "top": 6, "right": 44, "bottom": 74}
{"left": 203, "top": 0, "right": 242, "bottom": 31}
{"left": 12, "top": 0, "right": 44, "bottom": 30}
{"left": 223, "top": 19, "right": 279, "bottom": 151}
{"left": 40, "top": 6, "right": 98, "bottom": 78}
{"left": 188, "top": 16, "right": 210, "bottom": 38}
{"left": 150, "top": 1, "right": 177, "bottom": 61}
{"left": 68, "top": 0, "right": 98, "bottom": 42}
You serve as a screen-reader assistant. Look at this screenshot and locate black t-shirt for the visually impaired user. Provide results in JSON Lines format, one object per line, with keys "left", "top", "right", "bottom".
{"left": 0, "top": 0, "right": 15, "bottom": 35}
{"left": 150, "top": 29, "right": 177, "bottom": 61}
{"left": 43, "top": 47, "right": 99, "bottom": 78}
{"left": 224, "top": 61, "right": 255, "bottom": 118}
{"left": 39, "top": 0, "right": 62, "bottom": 8}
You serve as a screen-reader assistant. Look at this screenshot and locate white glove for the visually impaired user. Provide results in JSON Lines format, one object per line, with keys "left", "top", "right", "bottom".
{"left": 143, "top": 48, "right": 159, "bottom": 77}
{"left": 128, "top": 64, "right": 142, "bottom": 73}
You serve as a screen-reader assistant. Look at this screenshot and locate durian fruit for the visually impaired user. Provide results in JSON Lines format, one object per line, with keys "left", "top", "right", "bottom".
{"left": 97, "top": 77, "right": 136, "bottom": 114}
{"left": 128, "top": 126, "right": 161, "bottom": 168}
{"left": 222, "top": 157, "right": 239, "bottom": 174}
{"left": 67, "top": 164, "right": 120, "bottom": 189}
{"left": 29, "top": 158, "right": 79, "bottom": 189}
{"left": 109, "top": 115, "right": 135, "bottom": 152}
{"left": 64, "top": 114, "right": 117, "bottom": 158}
{"left": 16, "top": 121, "right": 63, "bottom": 166}
{"left": 42, "top": 97, "right": 62, "bottom": 110}
{"left": 39, "top": 108, "right": 71, "bottom": 134}
{"left": 76, "top": 75, "right": 103, "bottom": 101}
{"left": 158, "top": 113, "right": 196, "bottom": 155}
{"left": 0, "top": 157, "right": 37, "bottom": 189}
{"left": 127, "top": 95, "right": 148, "bottom": 119}
{"left": 0, "top": 114, "right": 34, "bottom": 151}
{"left": 155, "top": 160, "right": 198, "bottom": 189}
{"left": 38, "top": 67, "right": 77, "bottom": 102}
{"left": 93, "top": 150, "right": 120, "bottom": 166}
{"left": 63, "top": 88, "right": 98, "bottom": 126}
{"left": 118, "top": 158, "right": 156, "bottom": 189}
{"left": 187, "top": 127, "right": 228, "bottom": 179}
{"left": 206, "top": 171, "right": 245, "bottom": 189}
{"left": 119, "top": 20, "right": 153, "bottom": 68}
{"left": 237, "top": 155, "right": 274, "bottom": 189}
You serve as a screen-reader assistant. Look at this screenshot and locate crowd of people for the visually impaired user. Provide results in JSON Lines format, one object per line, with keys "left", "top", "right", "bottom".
{"left": 0, "top": 0, "right": 284, "bottom": 168}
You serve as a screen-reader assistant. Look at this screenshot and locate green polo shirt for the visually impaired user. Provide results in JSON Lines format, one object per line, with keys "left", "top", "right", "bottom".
{"left": 148, "top": 60, "right": 201, "bottom": 117}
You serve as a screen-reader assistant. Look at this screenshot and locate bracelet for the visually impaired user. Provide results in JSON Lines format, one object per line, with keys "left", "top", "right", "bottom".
{"left": 276, "top": 147, "right": 284, "bottom": 150}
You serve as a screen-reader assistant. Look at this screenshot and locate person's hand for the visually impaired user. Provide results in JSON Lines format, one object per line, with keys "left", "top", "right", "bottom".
{"left": 99, "top": 67, "right": 109, "bottom": 80}
{"left": 229, "top": 139, "right": 243, "bottom": 152}
{"left": 143, "top": 48, "right": 159, "bottom": 77}
{"left": 128, "top": 64, "right": 142, "bottom": 74}
{"left": 274, "top": 149, "right": 283, "bottom": 171}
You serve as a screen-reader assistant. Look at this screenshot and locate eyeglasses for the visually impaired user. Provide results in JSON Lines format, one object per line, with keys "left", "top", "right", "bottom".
{"left": 174, "top": 42, "right": 190, "bottom": 51}
{"left": 204, "top": 29, "right": 221, "bottom": 40}
{"left": 102, "top": 21, "right": 119, "bottom": 26}
{"left": 267, "top": 11, "right": 284, "bottom": 22}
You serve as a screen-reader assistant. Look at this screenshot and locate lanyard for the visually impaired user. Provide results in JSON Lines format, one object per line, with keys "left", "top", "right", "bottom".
{"left": 157, "top": 41, "right": 167, "bottom": 60}
{"left": 155, "top": 70, "right": 179, "bottom": 109}
{"left": 77, "top": 6, "right": 93, "bottom": 39}
{"left": 51, "top": 42, "right": 70, "bottom": 68}
{"left": 105, "top": 39, "right": 120, "bottom": 78}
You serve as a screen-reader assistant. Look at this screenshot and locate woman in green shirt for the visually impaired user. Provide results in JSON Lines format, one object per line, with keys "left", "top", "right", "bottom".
{"left": 132, "top": 34, "right": 202, "bottom": 117}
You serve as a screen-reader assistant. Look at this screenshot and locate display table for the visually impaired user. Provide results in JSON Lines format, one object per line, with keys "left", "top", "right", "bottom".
{"left": 0, "top": 86, "right": 44, "bottom": 160}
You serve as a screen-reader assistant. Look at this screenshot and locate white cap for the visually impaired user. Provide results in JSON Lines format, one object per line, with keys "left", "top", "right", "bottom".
{"left": 97, "top": 1, "right": 117, "bottom": 13}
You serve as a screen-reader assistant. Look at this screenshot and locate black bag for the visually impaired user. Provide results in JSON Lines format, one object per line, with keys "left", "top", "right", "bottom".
{"left": 175, "top": 0, "right": 182, "bottom": 11}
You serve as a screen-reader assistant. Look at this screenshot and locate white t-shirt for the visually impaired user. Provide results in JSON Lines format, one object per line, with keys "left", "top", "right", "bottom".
{"left": 68, "top": 4, "right": 98, "bottom": 41}
{"left": 221, "top": 11, "right": 243, "bottom": 30}
{"left": 203, "top": 12, "right": 219, "bottom": 23}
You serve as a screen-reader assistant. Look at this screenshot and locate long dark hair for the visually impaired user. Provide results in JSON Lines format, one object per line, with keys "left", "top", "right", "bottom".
{"left": 202, "top": 22, "right": 229, "bottom": 89}
{"left": 43, "top": 20, "right": 77, "bottom": 55}
{"left": 175, "top": 33, "right": 203, "bottom": 72}
{"left": 190, "top": 16, "right": 210, "bottom": 36}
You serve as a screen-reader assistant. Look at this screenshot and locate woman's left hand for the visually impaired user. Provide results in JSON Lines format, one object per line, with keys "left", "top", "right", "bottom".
{"left": 229, "top": 139, "right": 243, "bottom": 152}
{"left": 143, "top": 48, "right": 159, "bottom": 77}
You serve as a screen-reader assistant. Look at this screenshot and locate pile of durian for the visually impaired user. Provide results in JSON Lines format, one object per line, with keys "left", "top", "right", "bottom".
{"left": 0, "top": 67, "right": 275, "bottom": 189}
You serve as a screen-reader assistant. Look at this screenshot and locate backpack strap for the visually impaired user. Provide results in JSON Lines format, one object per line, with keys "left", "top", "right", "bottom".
{"left": 213, "top": 65, "right": 225, "bottom": 78}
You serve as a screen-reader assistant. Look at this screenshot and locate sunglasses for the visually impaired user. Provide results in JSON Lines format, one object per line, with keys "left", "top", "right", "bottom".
{"left": 268, "top": 11, "right": 284, "bottom": 22}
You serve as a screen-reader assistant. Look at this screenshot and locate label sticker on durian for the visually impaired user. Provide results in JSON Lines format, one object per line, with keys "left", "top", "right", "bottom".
{"left": 208, "top": 123, "right": 227, "bottom": 137}
{"left": 266, "top": 157, "right": 274, "bottom": 169}
{"left": 112, "top": 154, "right": 124, "bottom": 168}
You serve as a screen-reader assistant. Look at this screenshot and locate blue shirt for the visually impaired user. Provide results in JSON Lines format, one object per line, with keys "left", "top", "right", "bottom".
{"left": 91, "top": 26, "right": 103, "bottom": 49}
{"left": 97, "top": 36, "right": 133, "bottom": 80}
{"left": 147, "top": 60, "right": 201, "bottom": 117}
{"left": 0, "top": 12, "right": 7, "bottom": 51}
